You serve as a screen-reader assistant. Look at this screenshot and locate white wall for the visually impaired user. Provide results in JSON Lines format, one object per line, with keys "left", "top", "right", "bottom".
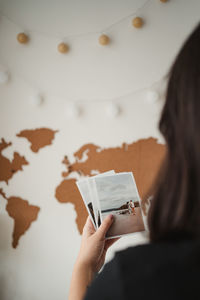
{"left": 0, "top": 0, "right": 199, "bottom": 299}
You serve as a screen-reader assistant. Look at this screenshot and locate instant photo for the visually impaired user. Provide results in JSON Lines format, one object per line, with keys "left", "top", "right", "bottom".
{"left": 94, "top": 172, "right": 145, "bottom": 238}
{"left": 76, "top": 171, "right": 145, "bottom": 238}
{"left": 76, "top": 170, "right": 115, "bottom": 228}
{"left": 76, "top": 179, "right": 96, "bottom": 228}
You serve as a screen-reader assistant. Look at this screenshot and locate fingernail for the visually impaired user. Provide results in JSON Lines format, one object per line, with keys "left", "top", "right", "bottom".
{"left": 109, "top": 214, "right": 113, "bottom": 220}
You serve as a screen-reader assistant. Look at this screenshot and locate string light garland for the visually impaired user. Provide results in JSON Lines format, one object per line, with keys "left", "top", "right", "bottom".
{"left": 106, "top": 102, "right": 121, "bottom": 118}
{"left": 66, "top": 103, "right": 81, "bottom": 118}
{"left": 57, "top": 42, "right": 69, "bottom": 53}
{"left": 0, "top": 0, "right": 169, "bottom": 117}
{"left": 98, "top": 34, "right": 110, "bottom": 46}
{"left": 132, "top": 17, "right": 144, "bottom": 28}
{"left": 0, "top": 63, "right": 167, "bottom": 117}
{"left": 30, "top": 92, "right": 44, "bottom": 106}
{"left": 145, "top": 90, "right": 160, "bottom": 103}
{"left": 0, "top": 0, "right": 169, "bottom": 52}
{"left": 17, "top": 32, "right": 29, "bottom": 44}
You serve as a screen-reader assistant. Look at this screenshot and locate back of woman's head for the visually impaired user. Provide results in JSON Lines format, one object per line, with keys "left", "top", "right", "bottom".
{"left": 148, "top": 22, "right": 200, "bottom": 242}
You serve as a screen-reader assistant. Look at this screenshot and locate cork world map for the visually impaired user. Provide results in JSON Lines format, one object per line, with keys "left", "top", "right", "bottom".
{"left": 0, "top": 128, "right": 165, "bottom": 248}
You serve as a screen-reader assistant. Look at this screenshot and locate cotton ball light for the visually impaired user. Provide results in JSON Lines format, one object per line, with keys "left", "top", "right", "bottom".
{"left": 58, "top": 42, "right": 69, "bottom": 53}
{"left": 17, "top": 32, "right": 29, "bottom": 44}
{"left": 30, "top": 93, "right": 44, "bottom": 106}
{"left": 146, "top": 90, "right": 159, "bottom": 103}
{"left": 106, "top": 103, "right": 120, "bottom": 118}
{"left": 132, "top": 17, "right": 144, "bottom": 28}
{"left": 0, "top": 71, "right": 9, "bottom": 84}
{"left": 66, "top": 103, "right": 80, "bottom": 118}
{"left": 99, "top": 34, "right": 110, "bottom": 46}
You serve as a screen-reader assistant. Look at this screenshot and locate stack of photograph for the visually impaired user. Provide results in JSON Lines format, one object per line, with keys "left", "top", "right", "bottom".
{"left": 76, "top": 170, "right": 145, "bottom": 238}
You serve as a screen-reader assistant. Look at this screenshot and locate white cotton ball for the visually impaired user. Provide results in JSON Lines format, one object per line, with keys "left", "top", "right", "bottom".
{"left": 146, "top": 90, "right": 159, "bottom": 103}
{"left": 0, "top": 71, "right": 9, "bottom": 84}
{"left": 66, "top": 103, "right": 80, "bottom": 118}
{"left": 106, "top": 103, "right": 120, "bottom": 118}
{"left": 30, "top": 93, "right": 44, "bottom": 106}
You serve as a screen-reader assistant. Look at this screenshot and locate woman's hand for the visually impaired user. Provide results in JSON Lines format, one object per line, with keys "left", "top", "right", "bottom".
{"left": 77, "top": 214, "right": 119, "bottom": 274}
{"left": 69, "top": 215, "right": 119, "bottom": 300}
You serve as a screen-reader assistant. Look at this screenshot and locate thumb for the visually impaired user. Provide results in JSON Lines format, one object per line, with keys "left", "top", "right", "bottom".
{"left": 96, "top": 214, "right": 114, "bottom": 239}
{"left": 82, "top": 216, "right": 96, "bottom": 237}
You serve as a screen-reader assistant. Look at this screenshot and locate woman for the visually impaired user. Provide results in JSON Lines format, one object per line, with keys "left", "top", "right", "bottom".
{"left": 69, "top": 22, "right": 200, "bottom": 300}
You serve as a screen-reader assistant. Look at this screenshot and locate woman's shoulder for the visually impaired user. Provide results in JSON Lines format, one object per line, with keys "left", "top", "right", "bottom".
{"left": 114, "top": 238, "right": 200, "bottom": 277}
{"left": 115, "top": 238, "right": 200, "bottom": 262}
{"left": 112, "top": 239, "right": 200, "bottom": 298}
{"left": 85, "top": 239, "right": 200, "bottom": 300}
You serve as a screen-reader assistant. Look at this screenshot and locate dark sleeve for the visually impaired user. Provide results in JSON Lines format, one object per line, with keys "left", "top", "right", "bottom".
{"left": 84, "top": 256, "right": 123, "bottom": 300}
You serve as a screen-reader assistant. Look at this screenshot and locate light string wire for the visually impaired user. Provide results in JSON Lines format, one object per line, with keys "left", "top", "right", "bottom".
{"left": 3, "top": 68, "right": 166, "bottom": 104}
{"left": 0, "top": 0, "right": 151, "bottom": 40}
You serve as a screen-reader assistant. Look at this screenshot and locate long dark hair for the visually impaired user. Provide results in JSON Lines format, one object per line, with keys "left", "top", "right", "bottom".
{"left": 148, "top": 22, "right": 200, "bottom": 242}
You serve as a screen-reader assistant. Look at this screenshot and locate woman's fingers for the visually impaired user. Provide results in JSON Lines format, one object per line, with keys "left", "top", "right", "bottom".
{"left": 96, "top": 214, "right": 114, "bottom": 239}
{"left": 104, "top": 237, "right": 120, "bottom": 251}
{"left": 83, "top": 214, "right": 115, "bottom": 240}
{"left": 82, "top": 216, "right": 96, "bottom": 237}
